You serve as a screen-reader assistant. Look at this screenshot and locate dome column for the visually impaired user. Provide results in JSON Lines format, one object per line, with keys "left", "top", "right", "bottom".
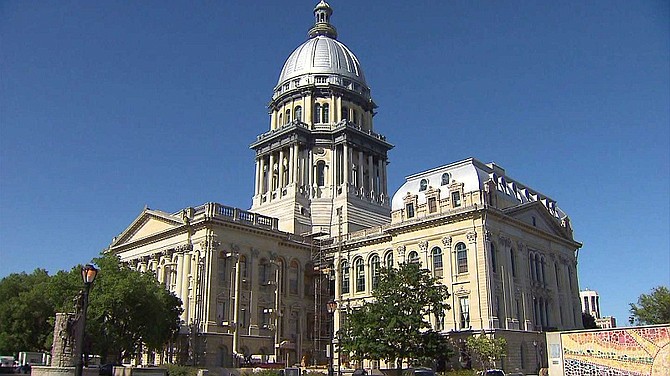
{"left": 279, "top": 149, "right": 286, "bottom": 189}
{"left": 357, "top": 150, "right": 363, "bottom": 189}
{"left": 343, "top": 143, "right": 350, "bottom": 186}
{"left": 368, "top": 154, "right": 374, "bottom": 194}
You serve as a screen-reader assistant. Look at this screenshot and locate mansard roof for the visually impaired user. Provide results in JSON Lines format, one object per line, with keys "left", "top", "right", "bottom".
{"left": 390, "top": 157, "right": 569, "bottom": 221}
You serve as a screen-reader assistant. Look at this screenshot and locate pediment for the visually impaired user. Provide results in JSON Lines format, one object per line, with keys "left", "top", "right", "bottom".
{"left": 503, "top": 201, "right": 569, "bottom": 239}
{"left": 111, "top": 208, "right": 184, "bottom": 247}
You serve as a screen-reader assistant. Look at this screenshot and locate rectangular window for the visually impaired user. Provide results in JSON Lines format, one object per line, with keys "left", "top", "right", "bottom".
{"left": 459, "top": 297, "right": 470, "bottom": 329}
{"left": 315, "top": 76, "right": 327, "bottom": 84}
{"left": 342, "top": 266, "right": 350, "bottom": 294}
{"left": 428, "top": 197, "right": 437, "bottom": 213}
{"left": 451, "top": 191, "right": 461, "bottom": 207}
{"left": 406, "top": 203, "right": 415, "bottom": 218}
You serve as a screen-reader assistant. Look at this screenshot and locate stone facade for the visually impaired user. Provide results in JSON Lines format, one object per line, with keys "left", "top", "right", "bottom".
{"left": 107, "top": 2, "right": 583, "bottom": 374}
{"left": 108, "top": 203, "right": 320, "bottom": 368}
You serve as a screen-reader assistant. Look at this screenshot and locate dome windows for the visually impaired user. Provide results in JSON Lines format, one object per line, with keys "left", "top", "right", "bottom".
{"left": 294, "top": 106, "right": 302, "bottom": 122}
{"left": 314, "top": 103, "right": 330, "bottom": 123}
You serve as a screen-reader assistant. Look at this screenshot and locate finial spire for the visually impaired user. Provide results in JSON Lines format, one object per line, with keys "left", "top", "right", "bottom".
{"left": 308, "top": 1, "right": 338, "bottom": 39}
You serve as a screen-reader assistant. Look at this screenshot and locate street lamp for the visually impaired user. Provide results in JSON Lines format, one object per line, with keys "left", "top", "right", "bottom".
{"left": 75, "top": 264, "right": 98, "bottom": 376}
{"left": 326, "top": 301, "right": 337, "bottom": 376}
{"left": 532, "top": 340, "right": 539, "bottom": 374}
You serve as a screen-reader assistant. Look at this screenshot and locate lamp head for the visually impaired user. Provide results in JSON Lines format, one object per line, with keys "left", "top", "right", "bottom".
{"left": 82, "top": 264, "right": 98, "bottom": 284}
{"left": 326, "top": 300, "right": 337, "bottom": 314}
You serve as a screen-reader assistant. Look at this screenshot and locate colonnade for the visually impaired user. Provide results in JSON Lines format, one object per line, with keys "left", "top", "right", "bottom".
{"left": 254, "top": 142, "right": 389, "bottom": 200}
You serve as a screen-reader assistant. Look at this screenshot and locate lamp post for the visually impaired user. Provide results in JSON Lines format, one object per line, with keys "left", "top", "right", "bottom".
{"left": 75, "top": 264, "right": 98, "bottom": 376}
{"left": 533, "top": 340, "right": 539, "bottom": 374}
{"left": 326, "top": 300, "right": 337, "bottom": 376}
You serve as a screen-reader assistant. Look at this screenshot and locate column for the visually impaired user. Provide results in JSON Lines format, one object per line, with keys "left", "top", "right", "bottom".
{"left": 270, "top": 110, "right": 277, "bottom": 130}
{"left": 232, "top": 254, "right": 242, "bottom": 355}
{"left": 367, "top": 154, "right": 374, "bottom": 193}
{"left": 278, "top": 149, "right": 285, "bottom": 188}
{"left": 269, "top": 153, "right": 275, "bottom": 196}
{"left": 254, "top": 159, "right": 261, "bottom": 195}
{"left": 332, "top": 145, "right": 338, "bottom": 190}
{"left": 308, "top": 148, "right": 314, "bottom": 187}
{"left": 335, "top": 96, "right": 342, "bottom": 122}
{"left": 289, "top": 145, "right": 295, "bottom": 185}
{"left": 343, "top": 143, "right": 349, "bottom": 185}
{"left": 259, "top": 157, "right": 266, "bottom": 194}
{"left": 357, "top": 150, "right": 364, "bottom": 188}
{"left": 377, "top": 159, "right": 383, "bottom": 195}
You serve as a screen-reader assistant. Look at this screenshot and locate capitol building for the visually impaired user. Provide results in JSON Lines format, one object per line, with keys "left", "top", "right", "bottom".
{"left": 108, "top": 2, "right": 583, "bottom": 373}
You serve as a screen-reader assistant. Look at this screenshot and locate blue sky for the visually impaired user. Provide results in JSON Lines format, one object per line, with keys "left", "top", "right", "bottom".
{"left": 1, "top": 1, "right": 668, "bottom": 326}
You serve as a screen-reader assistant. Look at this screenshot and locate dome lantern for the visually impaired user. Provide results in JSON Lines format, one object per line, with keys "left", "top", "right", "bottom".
{"left": 308, "top": 0, "right": 337, "bottom": 39}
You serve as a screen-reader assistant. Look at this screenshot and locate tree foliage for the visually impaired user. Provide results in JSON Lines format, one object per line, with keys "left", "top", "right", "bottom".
{"left": 0, "top": 253, "right": 182, "bottom": 362}
{"left": 629, "top": 285, "right": 670, "bottom": 325}
{"left": 581, "top": 312, "right": 598, "bottom": 329}
{"left": 338, "top": 263, "right": 452, "bottom": 369}
{"left": 0, "top": 269, "right": 58, "bottom": 354}
{"left": 465, "top": 333, "right": 506, "bottom": 371}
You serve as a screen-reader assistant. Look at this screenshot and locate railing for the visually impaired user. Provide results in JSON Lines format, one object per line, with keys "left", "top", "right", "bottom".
{"left": 192, "top": 202, "right": 280, "bottom": 231}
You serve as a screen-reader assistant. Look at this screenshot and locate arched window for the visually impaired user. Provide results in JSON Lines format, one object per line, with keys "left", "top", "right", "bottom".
{"left": 317, "top": 161, "right": 326, "bottom": 186}
{"left": 456, "top": 242, "right": 468, "bottom": 273}
{"left": 341, "top": 106, "right": 349, "bottom": 121}
{"left": 441, "top": 173, "right": 450, "bottom": 186}
{"left": 314, "top": 103, "right": 322, "bottom": 123}
{"left": 407, "top": 251, "right": 419, "bottom": 264}
{"left": 432, "top": 247, "right": 443, "bottom": 270}
{"left": 278, "top": 112, "right": 283, "bottom": 125}
{"left": 285, "top": 109, "right": 291, "bottom": 124}
{"left": 432, "top": 247, "right": 443, "bottom": 277}
{"left": 355, "top": 258, "right": 365, "bottom": 292}
{"left": 294, "top": 106, "right": 302, "bottom": 122}
{"left": 289, "top": 260, "right": 299, "bottom": 295}
{"left": 541, "top": 256, "right": 546, "bottom": 284}
{"left": 259, "top": 258, "right": 270, "bottom": 284}
{"left": 385, "top": 252, "right": 393, "bottom": 269}
{"left": 341, "top": 260, "right": 350, "bottom": 294}
{"left": 510, "top": 248, "right": 517, "bottom": 277}
{"left": 240, "top": 255, "right": 248, "bottom": 279}
{"left": 370, "top": 255, "right": 380, "bottom": 289}
{"left": 322, "top": 103, "right": 330, "bottom": 123}
{"left": 490, "top": 242, "right": 497, "bottom": 272}
{"left": 419, "top": 179, "right": 428, "bottom": 191}
{"left": 277, "top": 258, "right": 285, "bottom": 296}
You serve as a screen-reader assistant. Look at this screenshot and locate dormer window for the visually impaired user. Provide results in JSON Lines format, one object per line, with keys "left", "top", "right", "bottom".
{"left": 419, "top": 179, "right": 428, "bottom": 191}
{"left": 441, "top": 173, "right": 450, "bottom": 186}
{"left": 405, "top": 203, "right": 415, "bottom": 218}
{"left": 451, "top": 191, "right": 461, "bottom": 207}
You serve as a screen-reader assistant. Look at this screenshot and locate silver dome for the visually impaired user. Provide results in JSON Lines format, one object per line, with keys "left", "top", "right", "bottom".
{"left": 276, "top": 36, "right": 367, "bottom": 89}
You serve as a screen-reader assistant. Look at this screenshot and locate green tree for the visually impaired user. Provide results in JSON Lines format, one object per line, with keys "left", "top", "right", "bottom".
{"left": 465, "top": 333, "right": 506, "bottom": 370}
{"left": 85, "top": 254, "right": 183, "bottom": 362}
{"left": 0, "top": 269, "right": 58, "bottom": 355}
{"left": 338, "top": 263, "right": 451, "bottom": 371}
{"left": 629, "top": 285, "right": 670, "bottom": 325}
{"left": 581, "top": 312, "right": 598, "bottom": 329}
{"left": 0, "top": 254, "right": 182, "bottom": 363}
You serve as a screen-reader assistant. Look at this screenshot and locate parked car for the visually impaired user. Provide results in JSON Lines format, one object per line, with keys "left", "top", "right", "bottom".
{"left": 402, "top": 368, "right": 436, "bottom": 376}
{"left": 480, "top": 370, "right": 505, "bottom": 376}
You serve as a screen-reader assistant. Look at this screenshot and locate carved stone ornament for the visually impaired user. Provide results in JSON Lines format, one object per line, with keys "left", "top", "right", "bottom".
{"left": 466, "top": 231, "right": 477, "bottom": 242}
{"left": 418, "top": 241, "right": 428, "bottom": 252}
{"left": 396, "top": 245, "right": 406, "bottom": 258}
{"left": 176, "top": 243, "right": 193, "bottom": 252}
{"left": 200, "top": 238, "right": 221, "bottom": 250}
{"left": 231, "top": 243, "right": 240, "bottom": 253}
{"left": 516, "top": 240, "right": 525, "bottom": 252}
{"left": 498, "top": 235, "right": 511, "bottom": 247}
{"left": 251, "top": 248, "right": 260, "bottom": 258}
{"left": 442, "top": 236, "right": 452, "bottom": 247}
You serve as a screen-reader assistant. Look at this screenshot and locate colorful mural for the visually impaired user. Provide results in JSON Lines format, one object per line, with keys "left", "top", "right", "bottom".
{"left": 561, "top": 326, "right": 670, "bottom": 376}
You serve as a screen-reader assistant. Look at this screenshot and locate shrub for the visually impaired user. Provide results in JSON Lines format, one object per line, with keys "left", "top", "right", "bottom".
{"left": 163, "top": 364, "right": 199, "bottom": 376}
